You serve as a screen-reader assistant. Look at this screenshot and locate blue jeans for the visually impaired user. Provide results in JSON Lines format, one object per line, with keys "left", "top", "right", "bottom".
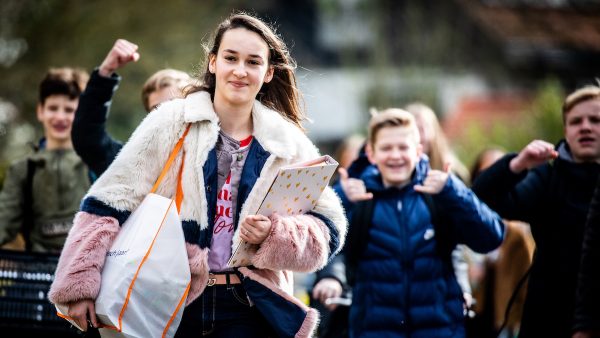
{"left": 175, "top": 283, "right": 273, "bottom": 337}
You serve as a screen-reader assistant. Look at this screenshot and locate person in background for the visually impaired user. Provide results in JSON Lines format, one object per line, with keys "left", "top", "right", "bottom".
{"left": 468, "top": 148, "right": 535, "bottom": 338}
{"left": 405, "top": 102, "right": 470, "bottom": 183}
{"left": 573, "top": 176, "right": 600, "bottom": 338}
{"left": 335, "top": 134, "right": 367, "bottom": 173}
{"left": 343, "top": 108, "right": 504, "bottom": 337}
{"left": 472, "top": 85, "right": 600, "bottom": 338}
{"left": 71, "top": 38, "right": 193, "bottom": 176}
{"left": 48, "top": 13, "right": 346, "bottom": 337}
{"left": 0, "top": 67, "right": 90, "bottom": 253}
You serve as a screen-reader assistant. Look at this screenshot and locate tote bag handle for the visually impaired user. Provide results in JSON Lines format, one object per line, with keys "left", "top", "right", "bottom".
{"left": 150, "top": 124, "right": 192, "bottom": 212}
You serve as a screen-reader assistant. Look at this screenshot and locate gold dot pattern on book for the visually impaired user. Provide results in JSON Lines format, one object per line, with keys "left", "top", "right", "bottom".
{"left": 256, "top": 163, "right": 335, "bottom": 217}
{"left": 231, "top": 242, "right": 258, "bottom": 267}
{"left": 229, "top": 157, "right": 337, "bottom": 268}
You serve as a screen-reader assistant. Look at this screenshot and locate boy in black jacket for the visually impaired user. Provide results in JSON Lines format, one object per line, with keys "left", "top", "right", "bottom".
{"left": 472, "top": 85, "right": 600, "bottom": 338}
{"left": 72, "top": 39, "right": 192, "bottom": 176}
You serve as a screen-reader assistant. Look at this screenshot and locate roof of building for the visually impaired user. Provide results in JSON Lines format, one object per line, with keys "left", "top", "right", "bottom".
{"left": 457, "top": 0, "right": 600, "bottom": 53}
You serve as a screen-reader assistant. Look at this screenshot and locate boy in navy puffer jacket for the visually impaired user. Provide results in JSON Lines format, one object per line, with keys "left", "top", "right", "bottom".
{"left": 342, "top": 108, "right": 504, "bottom": 338}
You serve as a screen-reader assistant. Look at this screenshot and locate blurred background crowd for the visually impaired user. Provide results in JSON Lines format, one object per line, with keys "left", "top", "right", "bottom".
{"left": 1, "top": 0, "right": 600, "bottom": 337}
{"left": 2, "top": 0, "right": 600, "bottom": 171}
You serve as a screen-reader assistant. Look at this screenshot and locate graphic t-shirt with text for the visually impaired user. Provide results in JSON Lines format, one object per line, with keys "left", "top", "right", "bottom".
{"left": 208, "top": 133, "right": 253, "bottom": 271}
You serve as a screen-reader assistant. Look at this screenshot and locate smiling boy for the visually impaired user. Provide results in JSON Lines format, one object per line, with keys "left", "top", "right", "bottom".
{"left": 343, "top": 108, "right": 504, "bottom": 337}
{"left": 0, "top": 68, "right": 90, "bottom": 253}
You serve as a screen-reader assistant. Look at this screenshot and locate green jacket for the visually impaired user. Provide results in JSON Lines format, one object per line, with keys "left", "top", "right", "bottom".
{"left": 0, "top": 148, "right": 91, "bottom": 253}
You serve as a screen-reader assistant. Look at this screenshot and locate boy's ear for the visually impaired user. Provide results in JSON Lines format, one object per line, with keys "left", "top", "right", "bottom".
{"left": 36, "top": 103, "right": 44, "bottom": 122}
{"left": 417, "top": 143, "right": 423, "bottom": 158}
{"left": 366, "top": 142, "right": 376, "bottom": 164}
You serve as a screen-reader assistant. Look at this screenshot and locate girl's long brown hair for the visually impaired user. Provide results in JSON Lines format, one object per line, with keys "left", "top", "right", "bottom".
{"left": 186, "top": 12, "right": 305, "bottom": 130}
{"left": 404, "top": 102, "right": 471, "bottom": 183}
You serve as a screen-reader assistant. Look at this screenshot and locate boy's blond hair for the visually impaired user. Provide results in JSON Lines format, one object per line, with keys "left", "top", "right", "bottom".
{"left": 368, "top": 108, "right": 420, "bottom": 146}
{"left": 562, "top": 84, "right": 600, "bottom": 122}
{"left": 141, "top": 69, "right": 192, "bottom": 112}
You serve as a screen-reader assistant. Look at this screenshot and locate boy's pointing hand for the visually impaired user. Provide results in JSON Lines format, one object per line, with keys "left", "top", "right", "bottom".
{"left": 339, "top": 168, "right": 373, "bottom": 202}
{"left": 414, "top": 163, "right": 451, "bottom": 195}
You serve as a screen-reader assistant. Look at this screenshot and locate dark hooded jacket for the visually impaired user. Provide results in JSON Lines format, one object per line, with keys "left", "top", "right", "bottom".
{"left": 347, "top": 158, "right": 504, "bottom": 338}
{"left": 472, "top": 141, "right": 600, "bottom": 338}
{"left": 574, "top": 175, "right": 600, "bottom": 332}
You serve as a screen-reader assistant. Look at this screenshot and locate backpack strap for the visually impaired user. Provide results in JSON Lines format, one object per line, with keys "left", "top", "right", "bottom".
{"left": 345, "top": 192, "right": 457, "bottom": 285}
{"left": 345, "top": 196, "right": 375, "bottom": 286}
{"left": 22, "top": 159, "right": 37, "bottom": 252}
{"left": 420, "top": 193, "right": 455, "bottom": 263}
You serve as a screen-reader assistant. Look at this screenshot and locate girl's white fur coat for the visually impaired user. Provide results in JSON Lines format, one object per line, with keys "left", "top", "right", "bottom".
{"left": 49, "top": 91, "right": 347, "bottom": 337}
{"left": 87, "top": 92, "right": 345, "bottom": 239}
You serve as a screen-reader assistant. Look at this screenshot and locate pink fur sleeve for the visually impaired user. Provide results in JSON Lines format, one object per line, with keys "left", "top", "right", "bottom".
{"left": 185, "top": 244, "right": 209, "bottom": 305}
{"left": 251, "top": 214, "right": 330, "bottom": 272}
{"left": 48, "top": 212, "right": 120, "bottom": 305}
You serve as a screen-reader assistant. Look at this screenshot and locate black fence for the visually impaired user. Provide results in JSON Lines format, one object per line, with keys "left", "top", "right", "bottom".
{"left": 0, "top": 249, "right": 81, "bottom": 337}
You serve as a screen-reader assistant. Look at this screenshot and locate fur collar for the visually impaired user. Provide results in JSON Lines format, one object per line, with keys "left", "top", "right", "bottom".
{"left": 84, "top": 90, "right": 331, "bottom": 234}
{"left": 183, "top": 91, "right": 299, "bottom": 159}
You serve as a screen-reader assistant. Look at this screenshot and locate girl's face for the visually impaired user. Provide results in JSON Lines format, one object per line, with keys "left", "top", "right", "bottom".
{"left": 209, "top": 28, "right": 274, "bottom": 109}
{"left": 415, "top": 114, "right": 433, "bottom": 155}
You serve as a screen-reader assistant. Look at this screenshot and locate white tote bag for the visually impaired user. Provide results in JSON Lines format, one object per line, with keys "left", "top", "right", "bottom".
{"left": 95, "top": 194, "right": 190, "bottom": 338}
{"left": 57, "top": 192, "right": 190, "bottom": 337}
{"left": 88, "top": 125, "right": 191, "bottom": 338}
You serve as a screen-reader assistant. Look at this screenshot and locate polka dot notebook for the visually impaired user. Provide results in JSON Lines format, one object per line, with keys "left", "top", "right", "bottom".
{"left": 228, "top": 155, "right": 339, "bottom": 267}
